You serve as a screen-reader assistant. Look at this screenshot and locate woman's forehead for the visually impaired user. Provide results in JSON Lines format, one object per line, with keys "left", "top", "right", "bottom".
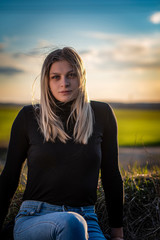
{"left": 50, "top": 60, "right": 75, "bottom": 74}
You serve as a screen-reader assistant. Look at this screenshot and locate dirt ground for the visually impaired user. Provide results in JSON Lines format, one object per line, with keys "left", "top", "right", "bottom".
{"left": 119, "top": 146, "right": 160, "bottom": 170}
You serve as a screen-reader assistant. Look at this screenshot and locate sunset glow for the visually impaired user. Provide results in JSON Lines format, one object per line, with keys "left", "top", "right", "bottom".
{"left": 0, "top": 0, "right": 160, "bottom": 103}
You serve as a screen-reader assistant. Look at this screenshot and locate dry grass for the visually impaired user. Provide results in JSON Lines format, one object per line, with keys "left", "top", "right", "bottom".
{"left": 1, "top": 165, "right": 160, "bottom": 240}
{"left": 96, "top": 166, "right": 160, "bottom": 240}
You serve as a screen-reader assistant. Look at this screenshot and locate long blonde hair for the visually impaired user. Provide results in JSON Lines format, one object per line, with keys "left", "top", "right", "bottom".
{"left": 36, "top": 47, "right": 93, "bottom": 144}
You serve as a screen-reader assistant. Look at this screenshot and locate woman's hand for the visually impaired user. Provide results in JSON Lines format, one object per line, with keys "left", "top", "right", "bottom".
{"left": 111, "top": 238, "right": 124, "bottom": 240}
{"left": 111, "top": 227, "right": 124, "bottom": 240}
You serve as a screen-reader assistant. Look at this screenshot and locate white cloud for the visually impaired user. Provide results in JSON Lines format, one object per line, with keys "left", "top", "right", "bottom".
{"left": 79, "top": 31, "right": 160, "bottom": 102}
{"left": 80, "top": 31, "right": 160, "bottom": 71}
{"left": 82, "top": 31, "right": 122, "bottom": 41}
{"left": 150, "top": 12, "right": 160, "bottom": 24}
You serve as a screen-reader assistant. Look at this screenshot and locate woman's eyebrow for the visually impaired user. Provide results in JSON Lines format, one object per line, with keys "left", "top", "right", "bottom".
{"left": 50, "top": 70, "right": 74, "bottom": 75}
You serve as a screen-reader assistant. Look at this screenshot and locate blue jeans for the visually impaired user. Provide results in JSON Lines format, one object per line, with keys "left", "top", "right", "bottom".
{"left": 13, "top": 200, "right": 109, "bottom": 240}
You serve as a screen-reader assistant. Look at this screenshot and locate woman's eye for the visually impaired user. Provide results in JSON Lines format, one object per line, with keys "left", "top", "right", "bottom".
{"left": 51, "top": 75, "right": 60, "bottom": 80}
{"left": 68, "top": 73, "right": 76, "bottom": 79}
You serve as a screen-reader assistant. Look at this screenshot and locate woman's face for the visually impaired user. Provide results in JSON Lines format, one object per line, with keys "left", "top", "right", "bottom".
{"left": 49, "top": 60, "right": 79, "bottom": 103}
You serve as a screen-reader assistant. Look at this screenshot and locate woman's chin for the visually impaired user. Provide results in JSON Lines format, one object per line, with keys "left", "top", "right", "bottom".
{"left": 56, "top": 95, "right": 73, "bottom": 103}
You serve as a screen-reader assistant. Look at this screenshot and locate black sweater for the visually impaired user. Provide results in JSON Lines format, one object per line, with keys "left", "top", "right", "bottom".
{"left": 0, "top": 101, "right": 123, "bottom": 230}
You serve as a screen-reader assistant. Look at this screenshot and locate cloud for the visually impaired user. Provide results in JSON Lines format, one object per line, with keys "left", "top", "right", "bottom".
{"left": 0, "top": 67, "right": 24, "bottom": 75}
{"left": 11, "top": 39, "right": 57, "bottom": 59}
{"left": 0, "top": 43, "right": 6, "bottom": 53}
{"left": 150, "top": 12, "right": 160, "bottom": 24}
{"left": 81, "top": 31, "right": 122, "bottom": 41}
{"left": 0, "top": 45, "right": 43, "bottom": 76}
{"left": 80, "top": 31, "right": 160, "bottom": 71}
{"left": 79, "top": 49, "right": 92, "bottom": 55}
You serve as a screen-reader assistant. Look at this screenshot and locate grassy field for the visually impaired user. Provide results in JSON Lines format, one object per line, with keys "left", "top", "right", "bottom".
{"left": 115, "top": 109, "right": 160, "bottom": 146}
{"left": 0, "top": 106, "right": 160, "bottom": 147}
{"left": 97, "top": 167, "right": 160, "bottom": 240}
{"left": 0, "top": 107, "right": 20, "bottom": 147}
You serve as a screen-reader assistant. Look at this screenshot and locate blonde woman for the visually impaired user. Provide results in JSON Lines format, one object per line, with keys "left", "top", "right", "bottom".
{"left": 0, "top": 47, "right": 124, "bottom": 240}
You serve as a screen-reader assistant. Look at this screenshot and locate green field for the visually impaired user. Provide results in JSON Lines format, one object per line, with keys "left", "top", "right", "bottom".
{"left": 0, "top": 107, "right": 20, "bottom": 147}
{"left": 115, "top": 109, "right": 160, "bottom": 146}
{"left": 0, "top": 106, "right": 160, "bottom": 147}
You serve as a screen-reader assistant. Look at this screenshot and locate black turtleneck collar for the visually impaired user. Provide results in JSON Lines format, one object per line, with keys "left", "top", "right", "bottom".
{"left": 50, "top": 97, "right": 75, "bottom": 133}
{"left": 53, "top": 97, "right": 74, "bottom": 116}
{"left": 53, "top": 98, "right": 75, "bottom": 135}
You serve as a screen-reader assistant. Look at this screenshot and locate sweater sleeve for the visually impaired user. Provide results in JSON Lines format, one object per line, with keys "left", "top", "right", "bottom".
{"left": 0, "top": 107, "right": 29, "bottom": 231}
{"left": 101, "top": 103, "right": 123, "bottom": 228}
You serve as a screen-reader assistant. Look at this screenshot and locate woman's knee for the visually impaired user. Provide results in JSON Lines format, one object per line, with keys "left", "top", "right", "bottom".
{"left": 56, "top": 212, "right": 88, "bottom": 239}
{"left": 14, "top": 211, "right": 88, "bottom": 240}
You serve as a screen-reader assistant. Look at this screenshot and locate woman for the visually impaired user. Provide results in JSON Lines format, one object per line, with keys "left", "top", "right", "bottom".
{"left": 0, "top": 47, "right": 124, "bottom": 240}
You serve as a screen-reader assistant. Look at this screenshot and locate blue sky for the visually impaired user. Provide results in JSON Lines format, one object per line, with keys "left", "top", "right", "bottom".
{"left": 0, "top": 0, "right": 160, "bottom": 103}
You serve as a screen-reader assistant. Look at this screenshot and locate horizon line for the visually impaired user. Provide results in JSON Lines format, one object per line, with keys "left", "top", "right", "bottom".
{"left": 0, "top": 100, "right": 160, "bottom": 105}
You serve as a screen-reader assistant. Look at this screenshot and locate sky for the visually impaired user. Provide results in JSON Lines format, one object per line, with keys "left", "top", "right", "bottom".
{"left": 0, "top": 0, "right": 160, "bottom": 103}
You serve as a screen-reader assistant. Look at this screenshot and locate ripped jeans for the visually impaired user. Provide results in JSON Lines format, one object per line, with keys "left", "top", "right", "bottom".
{"left": 13, "top": 200, "right": 109, "bottom": 240}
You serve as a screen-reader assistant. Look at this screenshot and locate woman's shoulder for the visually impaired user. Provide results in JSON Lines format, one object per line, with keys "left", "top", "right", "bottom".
{"left": 90, "top": 100, "right": 112, "bottom": 112}
{"left": 21, "top": 104, "right": 40, "bottom": 114}
{"left": 90, "top": 100, "right": 116, "bottom": 123}
{"left": 16, "top": 104, "right": 40, "bottom": 122}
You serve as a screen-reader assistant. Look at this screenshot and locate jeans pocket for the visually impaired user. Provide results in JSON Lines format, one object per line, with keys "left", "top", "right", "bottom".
{"left": 15, "top": 208, "right": 36, "bottom": 221}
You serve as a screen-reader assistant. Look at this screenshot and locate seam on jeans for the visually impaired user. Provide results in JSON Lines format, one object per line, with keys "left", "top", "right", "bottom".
{"left": 14, "top": 221, "right": 59, "bottom": 234}
{"left": 50, "top": 222, "right": 59, "bottom": 240}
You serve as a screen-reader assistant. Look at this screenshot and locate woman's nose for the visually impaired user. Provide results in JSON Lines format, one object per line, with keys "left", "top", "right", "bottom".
{"left": 61, "top": 76, "right": 70, "bottom": 87}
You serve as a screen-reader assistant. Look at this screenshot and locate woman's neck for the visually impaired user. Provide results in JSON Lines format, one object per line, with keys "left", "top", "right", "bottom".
{"left": 52, "top": 97, "right": 74, "bottom": 120}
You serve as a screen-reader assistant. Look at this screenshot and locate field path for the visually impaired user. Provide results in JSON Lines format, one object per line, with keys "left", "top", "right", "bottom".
{"left": 119, "top": 146, "right": 160, "bottom": 169}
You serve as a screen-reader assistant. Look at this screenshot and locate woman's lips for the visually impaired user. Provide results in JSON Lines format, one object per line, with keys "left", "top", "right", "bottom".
{"left": 59, "top": 90, "right": 72, "bottom": 94}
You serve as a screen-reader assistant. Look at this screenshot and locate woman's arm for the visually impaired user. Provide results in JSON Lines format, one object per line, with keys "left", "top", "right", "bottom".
{"left": 100, "top": 103, "right": 124, "bottom": 237}
{"left": 0, "top": 107, "right": 29, "bottom": 231}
